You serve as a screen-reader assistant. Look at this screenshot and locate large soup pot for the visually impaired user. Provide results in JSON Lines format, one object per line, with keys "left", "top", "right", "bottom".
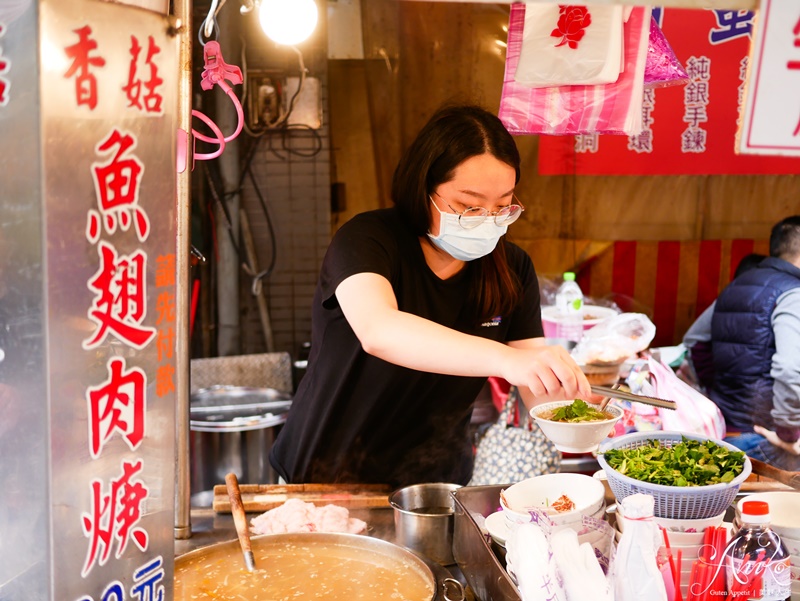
{"left": 174, "top": 532, "right": 465, "bottom": 601}
{"left": 190, "top": 386, "right": 292, "bottom": 502}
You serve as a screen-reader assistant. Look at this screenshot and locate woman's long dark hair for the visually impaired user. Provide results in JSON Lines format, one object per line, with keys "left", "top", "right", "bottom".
{"left": 391, "top": 104, "right": 522, "bottom": 322}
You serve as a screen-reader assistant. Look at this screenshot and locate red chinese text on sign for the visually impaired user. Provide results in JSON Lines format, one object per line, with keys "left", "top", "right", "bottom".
{"left": 155, "top": 291, "right": 175, "bottom": 326}
{"left": 155, "top": 254, "right": 176, "bottom": 287}
{"left": 64, "top": 25, "right": 106, "bottom": 110}
{"left": 155, "top": 364, "right": 175, "bottom": 397}
{"left": 788, "top": 14, "right": 800, "bottom": 135}
{"left": 123, "top": 35, "right": 164, "bottom": 115}
{"left": 88, "top": 128, "right": 150, "bottom": 243}
{"left": 0, "top": 22, "right": 10, "bottom": 107}
{"left": 155, "top": 254, "right": 177, "bottom": 398}
{"left": 83, "top": 241, "right": 156, "bottom": 350}
{"left": 86, "top": 357, "right": 146, "bottom": 459}
{"left": 81, "top": 459, "right": 150, "bottom": 577}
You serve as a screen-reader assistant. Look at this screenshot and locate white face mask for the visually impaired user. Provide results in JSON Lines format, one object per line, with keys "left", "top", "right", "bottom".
{"left": 427, "top": 198, "right": 507, "bottom": 262}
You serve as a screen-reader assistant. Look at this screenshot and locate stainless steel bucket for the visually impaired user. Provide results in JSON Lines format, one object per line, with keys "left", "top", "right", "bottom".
{"left": 189, "top": 386, "right": 292, "bottom": 503}
{"left": 390, "top": 482, "right": 462, "bottom": 565}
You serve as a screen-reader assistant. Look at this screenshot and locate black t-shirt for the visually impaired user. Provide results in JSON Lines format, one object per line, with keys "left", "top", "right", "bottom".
{"left": 269, "top": 208, "right": 543, "bottom": 487}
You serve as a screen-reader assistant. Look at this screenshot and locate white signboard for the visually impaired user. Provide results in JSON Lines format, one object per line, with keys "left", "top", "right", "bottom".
{"left": 738, "top": 0, "right": 800, "bottom": 156}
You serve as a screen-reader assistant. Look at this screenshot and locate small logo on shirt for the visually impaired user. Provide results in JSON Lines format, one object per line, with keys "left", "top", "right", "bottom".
{"left": 481, "top": 316, "right": 502, "bottom": 328}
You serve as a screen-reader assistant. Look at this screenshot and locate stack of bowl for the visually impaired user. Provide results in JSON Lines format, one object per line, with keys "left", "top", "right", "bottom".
{"left": 486, "top": 473, "right": 607, "bottom": 550}
{"left": 733, "top": 492, "right": 800, "bottom": 600}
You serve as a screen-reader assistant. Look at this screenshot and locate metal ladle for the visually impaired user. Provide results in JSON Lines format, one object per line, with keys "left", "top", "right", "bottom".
{"left": 225, "top": 472, "right": 257, "bottom": 571}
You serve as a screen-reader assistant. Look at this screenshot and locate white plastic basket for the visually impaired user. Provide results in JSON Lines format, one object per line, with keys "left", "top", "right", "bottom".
{"left": 597, "top": 431, "right": 752, "bottom": 519}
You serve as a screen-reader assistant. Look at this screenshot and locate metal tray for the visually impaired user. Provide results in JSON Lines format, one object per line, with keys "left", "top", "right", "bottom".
{"left": 452, "top": 485, "right": 520, "bottom": 601}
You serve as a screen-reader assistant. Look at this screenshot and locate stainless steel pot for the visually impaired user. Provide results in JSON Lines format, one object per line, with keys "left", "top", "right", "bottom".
{"left": 174, "top": 532, "right": 464, "bottom": 601}
{"left": 189, "top": 386, "right": 292, "bottom": 503}
{"left": 391, "top": 482, "right": 462, "bottom": 566}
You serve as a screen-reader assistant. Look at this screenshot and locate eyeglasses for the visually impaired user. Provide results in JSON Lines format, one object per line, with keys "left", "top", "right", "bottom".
{"left": 431, "top": 192, "right": 525, "bottom": 230}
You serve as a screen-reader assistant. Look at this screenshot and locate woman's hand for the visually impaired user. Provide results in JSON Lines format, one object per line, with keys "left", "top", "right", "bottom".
{"left": 503, "top": 343, "right": 592, "bottom": 404}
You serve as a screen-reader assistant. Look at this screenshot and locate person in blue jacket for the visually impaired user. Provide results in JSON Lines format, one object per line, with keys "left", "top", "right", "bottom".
{"left": 682, "top": 253, "right": 766, "bottom": 391}
{"left": 707, "top": 216, "right": 800, "bottom": 471}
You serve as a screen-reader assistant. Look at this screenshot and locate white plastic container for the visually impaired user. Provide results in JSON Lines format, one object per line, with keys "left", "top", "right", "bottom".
{"left": 555, "top": 272, "right": 585, "bottom": 342}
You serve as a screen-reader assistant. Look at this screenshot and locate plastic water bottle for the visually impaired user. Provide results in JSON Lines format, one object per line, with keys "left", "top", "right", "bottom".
{"left": 555, "top": 272, "right": 584, "bottom": 342}
{"left": 725, "top": 500, "right": 790, "bottom": 600}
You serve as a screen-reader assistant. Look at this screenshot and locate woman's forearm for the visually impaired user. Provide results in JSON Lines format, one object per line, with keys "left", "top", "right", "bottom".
{"left": 336, "top": 272, "right": 590, "bottom": 400}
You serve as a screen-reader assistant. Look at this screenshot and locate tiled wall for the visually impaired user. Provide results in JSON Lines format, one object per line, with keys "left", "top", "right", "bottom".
{"left": 239, "top": 74, "right": 331, "bottom": 360}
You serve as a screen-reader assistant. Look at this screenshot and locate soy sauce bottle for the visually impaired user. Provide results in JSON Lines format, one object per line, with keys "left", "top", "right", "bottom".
{"left": 725, "top": 500, "right": 791, "bottom": 600}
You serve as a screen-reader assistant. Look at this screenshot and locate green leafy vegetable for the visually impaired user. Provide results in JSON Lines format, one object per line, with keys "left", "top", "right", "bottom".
{"left": 547, "top": 399, "right": 612, "bottom": 423}
{"left": 601, "top": 437, "right": 746, "bottom": 487}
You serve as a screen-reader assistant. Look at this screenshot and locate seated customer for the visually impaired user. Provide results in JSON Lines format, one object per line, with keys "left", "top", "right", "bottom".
{"left": 682, "top": 253, "right": 765, "bottom": 391}
{"left": 709, "top": 217, "right": 800, "bottom": 471}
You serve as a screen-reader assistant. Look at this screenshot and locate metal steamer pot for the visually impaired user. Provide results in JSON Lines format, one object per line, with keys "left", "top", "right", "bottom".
{"left": 189, "top": 386, "right": 292, "bottom": 502}
{"left": 174, "top": 532, "right": 465, "bottom": 601}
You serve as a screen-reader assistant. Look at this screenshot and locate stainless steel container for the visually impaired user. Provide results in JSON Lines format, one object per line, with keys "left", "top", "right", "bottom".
{"left": 452, "top": 484, "right": 521, "bottom": 601}
{"left": 390, "top": 482, "right": 462, "bottom": 565}
{"left": 190, "top": 386, "right": 292, "bottom": 504}
{"left": 174, "top": 532, "right": 464, "bottom": 601}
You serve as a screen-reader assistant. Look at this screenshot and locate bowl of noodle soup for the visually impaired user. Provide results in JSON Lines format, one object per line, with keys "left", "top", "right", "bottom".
{"left": 531, "top": 400, "right": 623, "bottom": 454}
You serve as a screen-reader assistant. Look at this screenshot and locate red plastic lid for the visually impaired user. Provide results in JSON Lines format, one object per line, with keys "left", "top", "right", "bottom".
{"left": 741, "top": 500, "right": 770, "bottom": 516}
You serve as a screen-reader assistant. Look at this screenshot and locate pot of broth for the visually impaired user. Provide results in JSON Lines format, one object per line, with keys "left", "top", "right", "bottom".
{"left": 390, "top": 482, "right": 462, "bottom": 566}
{"left": 174, "top": 531, "right": 464, "bottom": 601}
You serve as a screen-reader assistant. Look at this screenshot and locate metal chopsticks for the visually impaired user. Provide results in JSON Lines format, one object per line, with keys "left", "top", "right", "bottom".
{"left": 590, "top": 385, "right": 678, "bottom": 411}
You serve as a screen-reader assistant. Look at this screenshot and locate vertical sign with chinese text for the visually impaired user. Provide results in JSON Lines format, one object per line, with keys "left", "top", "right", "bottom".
{"left": 39, "top": 0, "right": 178, "bottom": 598}
{"left": 738, "top": 0, "right": 800, "bottom": 156}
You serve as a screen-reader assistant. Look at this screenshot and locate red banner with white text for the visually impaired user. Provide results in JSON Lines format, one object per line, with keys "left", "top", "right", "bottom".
{"left": 537, "top": 8, "right": 800, "bottom": 175}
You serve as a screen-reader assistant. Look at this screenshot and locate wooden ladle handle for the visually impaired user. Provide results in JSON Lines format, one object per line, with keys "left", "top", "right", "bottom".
{"left": 749, "top": 457, "right": 800, "bottom": 491}
{"left": 225, "top": 472, "right": 256, "bottom": 571}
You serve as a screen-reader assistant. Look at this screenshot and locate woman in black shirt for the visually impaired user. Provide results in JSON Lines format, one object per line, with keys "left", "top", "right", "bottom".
{"left": 270, "top": 104, "right": 591, "bottom": 487}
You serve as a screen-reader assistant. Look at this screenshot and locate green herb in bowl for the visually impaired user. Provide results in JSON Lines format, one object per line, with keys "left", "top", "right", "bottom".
{"left": 601, "top": 437, "right": 746, "bottom": 487}
{"left": 538, "top": 399, "right": 614, "bottom": 423}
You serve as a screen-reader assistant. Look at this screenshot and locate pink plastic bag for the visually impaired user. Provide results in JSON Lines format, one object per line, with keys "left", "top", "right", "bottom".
{"left": 499, "top": 4, "right": 651, "bottom": 135}
{"left": 648, "top": 357, "right": 726, "bottom": 440}
{"left": 644, "top": 17, "right": 689, "bottom": 89}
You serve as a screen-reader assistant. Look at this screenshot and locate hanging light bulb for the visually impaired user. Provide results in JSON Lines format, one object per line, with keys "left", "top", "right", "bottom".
{"left": 258, "top": 0, "right": 318, "bottom": 46}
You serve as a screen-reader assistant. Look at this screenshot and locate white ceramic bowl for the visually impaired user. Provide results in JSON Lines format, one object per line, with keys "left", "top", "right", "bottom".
{"left": 487, "top": 505, "right": 607, "bottom": 548}
{"left": 541, "top": 305, "right": 619, "bottom": 338}
{"left": 735, "top": 492, "right": 800, "bottom": 540}
{"left": 484, "top": 507, "right": 607, "bottom": 547}
{"left": 501, "top": 473, "right": 606, "bottom": 527}
{"left": 617, "top": 503, "right": 726, "bottom": 536}
{"left": 485, "top": 510, "right": 509, "bottom": 546}
{"left": 653, "top": 511, "right": 727, "bottom": 533}
{"left": 617, "top": 516, "right": 704, "bottom": 548}
{"left": 530, "top": 401, "right": 623, "bottom": 453}
{"left": 672, "top": 543, "right": 701, "bottom": 560}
